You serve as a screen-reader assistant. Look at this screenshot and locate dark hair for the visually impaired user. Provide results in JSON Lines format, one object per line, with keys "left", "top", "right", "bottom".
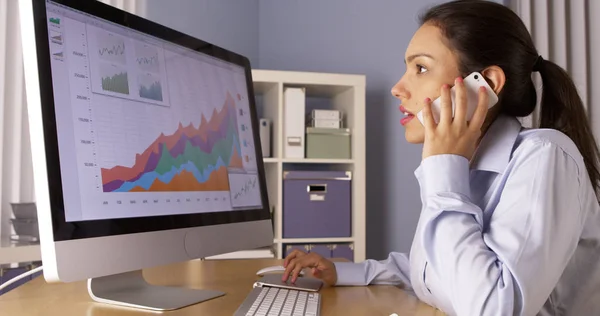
{"left": 420, "top": 0, "right": 600, "bottom": 197}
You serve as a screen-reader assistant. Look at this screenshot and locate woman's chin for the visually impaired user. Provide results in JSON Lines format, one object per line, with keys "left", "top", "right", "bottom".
{"left": 404, "top": 129, "right": 424, "bottom": 144}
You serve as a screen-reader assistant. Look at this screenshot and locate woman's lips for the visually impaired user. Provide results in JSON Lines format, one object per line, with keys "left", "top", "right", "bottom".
{"left": 399, "top": 105, "right": 415, "bottom": 126}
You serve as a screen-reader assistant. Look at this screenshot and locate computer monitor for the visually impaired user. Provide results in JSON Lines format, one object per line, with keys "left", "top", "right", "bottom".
{"left": 18, "top": 0, "right": 273, "bottom": 311}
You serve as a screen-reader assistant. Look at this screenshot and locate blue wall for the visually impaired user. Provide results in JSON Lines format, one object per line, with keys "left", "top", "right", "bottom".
{"left": 259, "top": 0, "right": 443, "bottom": 259}
{"left": 258, "top": 0, "right": 507, "bottom": 260}
{"left": 143, "top": 0, "right": 508, "bottom": 260}
{"left": 144, "top": 0, "right": 260, "bottom": 66}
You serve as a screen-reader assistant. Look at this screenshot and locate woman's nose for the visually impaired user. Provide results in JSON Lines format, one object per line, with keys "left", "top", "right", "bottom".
{"left": 391, "top": 80, "right": 408, "bottom": 100}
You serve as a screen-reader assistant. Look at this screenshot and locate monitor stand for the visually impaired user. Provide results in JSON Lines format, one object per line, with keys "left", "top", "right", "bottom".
{"left": 87, "top": 270, "right": 225, "bottom": 311}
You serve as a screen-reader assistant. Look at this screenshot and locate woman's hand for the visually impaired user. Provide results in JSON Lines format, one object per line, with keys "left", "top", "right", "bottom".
{"left": 282, "top": 249, "right": 338, "bottom": 285}
{"left": 421, "top": 77, "right": 489, "bottom": 161}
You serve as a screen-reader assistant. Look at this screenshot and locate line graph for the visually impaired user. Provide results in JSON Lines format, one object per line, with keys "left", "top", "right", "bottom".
{"left": 100, "top": 92, "right": 242, "bottom": 192}
{"left": 97, "top": 32, "right": 126, "bottom": 64}
{"left": 135, "top": 42, "right": 160, "bottom": 73}
{"left": 228, "top": 173, "right": 261, "bottom": 207}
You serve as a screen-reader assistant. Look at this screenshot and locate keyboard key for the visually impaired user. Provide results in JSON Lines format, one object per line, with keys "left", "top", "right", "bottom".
{"left": 238, "top": 287, "right": 320, "bottom": 316}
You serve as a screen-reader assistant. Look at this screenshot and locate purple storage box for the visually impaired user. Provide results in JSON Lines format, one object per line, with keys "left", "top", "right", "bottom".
{"left": 331, "top": 243, "right": 354, "bottom": 262}
{"left": 283, "top": 171, "right": 351, "bottom": 238}
{"left": 310, "top": 245, "right": 332, "bottom": 258}
{"left": 284, "top": 244, "right": 310, "bottom": 257}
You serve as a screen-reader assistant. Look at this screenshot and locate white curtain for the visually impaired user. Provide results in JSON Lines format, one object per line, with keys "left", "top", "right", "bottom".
{"left": 0, "top": 0, "right": 33, "bottom": 240}
{"left": 99, "top": 0, "right": 147, "bottom": 16}
{"left": 511, "top": 0, "right": 600, "bottom": 134}
{"left": 0, "top": 0, "right": 145, "bottom": 238}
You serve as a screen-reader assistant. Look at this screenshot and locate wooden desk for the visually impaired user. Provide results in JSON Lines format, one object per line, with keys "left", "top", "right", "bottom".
{"left": 0, "top": 258, "right": 444, "bottom": 315}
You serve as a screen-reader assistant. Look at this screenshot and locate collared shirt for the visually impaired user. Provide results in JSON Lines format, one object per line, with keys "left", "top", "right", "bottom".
{"left": 334, "top": 115, "right": 600, "bottom": 315}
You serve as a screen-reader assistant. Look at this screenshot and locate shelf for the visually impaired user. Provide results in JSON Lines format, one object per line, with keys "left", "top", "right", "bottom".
{"left": 275, "top": 237, "right": 355, "bottom": 244}
{"left": 282, "top": 158, "right": 354, "bottom": 164}
{"left": 0, "top": 241, "right": 41, "bottom": 265}
{"left": 262, "top": 158, "right": 354, "bottom": 164}
{"left": 203, "top": 247, "right": 275, "bottom": 260}
{"left": 252, "top": 69, "right": 365, "bottom": 97}
{"left": 262, "top": 158, "right": 279, "bottom": 163}
{"left": 251, "top": 69, "right": 366, "bottom": 262}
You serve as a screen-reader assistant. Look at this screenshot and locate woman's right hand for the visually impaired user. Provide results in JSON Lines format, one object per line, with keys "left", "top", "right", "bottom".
{"left": 282, "top": 249, "right": 338, "bottom": 286}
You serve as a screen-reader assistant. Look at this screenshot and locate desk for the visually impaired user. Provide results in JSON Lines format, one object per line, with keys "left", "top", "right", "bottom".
{"left": 0, "top": 258, "right": 444, "bottom": 315}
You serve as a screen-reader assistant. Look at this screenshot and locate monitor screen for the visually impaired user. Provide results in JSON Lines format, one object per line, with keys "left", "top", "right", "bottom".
{"left": 45, "top": 1, "right": 263, "bottom": 222}
{"left": 31, "top": 0, "right": 270, "bottom": 241}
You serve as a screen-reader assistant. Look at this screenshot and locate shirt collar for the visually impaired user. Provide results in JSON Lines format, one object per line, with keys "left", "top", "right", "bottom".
{"left": 469, "top": 114, "right": 523, "bottom": 173}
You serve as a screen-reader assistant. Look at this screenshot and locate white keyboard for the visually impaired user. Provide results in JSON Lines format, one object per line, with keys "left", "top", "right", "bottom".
{"left": 234, "top": 286, "right": 321, "bottom": 316}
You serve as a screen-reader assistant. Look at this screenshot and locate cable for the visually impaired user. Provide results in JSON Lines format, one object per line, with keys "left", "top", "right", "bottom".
{"left": 0, "top": 265, "right": 43, "bottom": 292}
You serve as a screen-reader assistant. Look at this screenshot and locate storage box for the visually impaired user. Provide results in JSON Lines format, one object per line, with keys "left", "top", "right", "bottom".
{"left": 309, "top": 245, "right": 332, "bottom": 258}
{"left": 331, "top": 243, "right": 354, "bottom": 262}
{"left": 284, "top": 244, "right": 310, "bottom": 257}
{"left": 283, "top": 171, "right": 352, "bottom": 238}
{"left": 283, "top": 243, "right": 353, "bottom": 261}
{"left": 306, "top": 128, "right": 351, "bottom": 159}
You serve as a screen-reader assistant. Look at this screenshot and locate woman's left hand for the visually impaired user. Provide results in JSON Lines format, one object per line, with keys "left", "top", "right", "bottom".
{"left": 421, "top": 77, "right": 489, "bottom": 161}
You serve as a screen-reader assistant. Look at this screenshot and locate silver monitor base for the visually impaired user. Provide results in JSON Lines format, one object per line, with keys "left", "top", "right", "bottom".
{"left": 87, "top": 270, "right": 225, "bottom": 311}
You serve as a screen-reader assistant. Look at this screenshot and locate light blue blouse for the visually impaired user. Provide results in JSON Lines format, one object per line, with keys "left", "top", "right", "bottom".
{"left": 334, "top": 115, "right": 600, "bottom": 315}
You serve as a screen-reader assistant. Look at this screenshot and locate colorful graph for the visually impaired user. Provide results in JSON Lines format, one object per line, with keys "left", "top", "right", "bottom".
{"left": 49, "top": 17, "right": 60, "bottom": 25}
{"left": 138, "top": 73, "right": 163, "bottom": 101}
{"left": 100, "top": 64, "right": 129, "bottom": 95}
{"left": 100, "top": 92, "right": 243, "bottom": 192}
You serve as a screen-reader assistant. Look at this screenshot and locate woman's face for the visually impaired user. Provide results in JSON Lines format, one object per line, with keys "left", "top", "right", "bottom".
{"left": 391, "top": 23, "right": 462, "bottom": 144}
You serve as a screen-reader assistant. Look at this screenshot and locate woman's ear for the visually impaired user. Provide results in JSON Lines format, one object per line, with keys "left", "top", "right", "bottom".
{"left": 481, "top": 66, "right": 506, "bottom": 95}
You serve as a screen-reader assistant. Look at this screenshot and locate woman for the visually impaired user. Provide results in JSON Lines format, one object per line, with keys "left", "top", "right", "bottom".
{"left": 281, "top": 1, "right": 600, "bottom": 315}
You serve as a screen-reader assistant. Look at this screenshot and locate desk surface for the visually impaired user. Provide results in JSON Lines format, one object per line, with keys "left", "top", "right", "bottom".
{"left": 0, "top": 258, "right": 444, "bottom": 315}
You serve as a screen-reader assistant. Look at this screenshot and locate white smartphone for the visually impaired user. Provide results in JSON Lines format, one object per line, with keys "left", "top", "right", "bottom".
{"left": 416, "top": 72, "right": 498, "bottom": 125}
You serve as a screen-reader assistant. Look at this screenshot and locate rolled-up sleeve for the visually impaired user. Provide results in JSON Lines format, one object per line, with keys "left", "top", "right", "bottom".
{"left": 334, "top": 252, "right": 412, "bottom": 289}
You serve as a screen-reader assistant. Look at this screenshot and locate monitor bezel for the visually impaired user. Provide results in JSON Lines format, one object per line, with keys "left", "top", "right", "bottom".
{"left": 30, "top": 0, "right": 272, "bottom": 242}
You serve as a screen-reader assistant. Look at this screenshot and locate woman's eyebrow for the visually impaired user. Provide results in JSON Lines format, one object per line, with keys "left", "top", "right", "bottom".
{"left": 404, "top": 53, "right": 435, "bottom": 64}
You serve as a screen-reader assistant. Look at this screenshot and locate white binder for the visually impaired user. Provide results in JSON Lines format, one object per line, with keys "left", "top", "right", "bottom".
{"left": 283, "top": 87, "right": 306, "bottom": 158}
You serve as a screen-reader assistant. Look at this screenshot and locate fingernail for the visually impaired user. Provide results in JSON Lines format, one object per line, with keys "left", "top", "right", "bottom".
{"left": 456, "top": 77, "right": 463, "bottom": 83}
{"left": 424, "top": 97, "right": 431, "bottom": 103}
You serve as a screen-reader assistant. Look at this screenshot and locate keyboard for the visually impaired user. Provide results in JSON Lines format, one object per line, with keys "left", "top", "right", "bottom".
{"left": 234, "top": 286, "right": 321, "bottom": 316}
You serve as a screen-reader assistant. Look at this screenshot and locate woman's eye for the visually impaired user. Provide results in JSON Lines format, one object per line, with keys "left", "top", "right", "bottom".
{"left": 417, "top": 65, "right": 428, "bottom": 74}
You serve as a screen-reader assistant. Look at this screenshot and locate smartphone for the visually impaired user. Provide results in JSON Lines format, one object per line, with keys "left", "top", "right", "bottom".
{"left": 416, "top": 72, "right": 498, "bottom": 125}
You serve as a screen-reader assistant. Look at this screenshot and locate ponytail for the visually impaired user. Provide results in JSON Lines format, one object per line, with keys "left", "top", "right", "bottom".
{"left": 536, "top": 58, "right": 600, "bottom": 197}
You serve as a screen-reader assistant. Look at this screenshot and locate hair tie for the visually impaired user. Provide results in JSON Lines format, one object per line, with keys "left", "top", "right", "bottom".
{"left": 532, "top": 55, "right": 544, "bottom": 72}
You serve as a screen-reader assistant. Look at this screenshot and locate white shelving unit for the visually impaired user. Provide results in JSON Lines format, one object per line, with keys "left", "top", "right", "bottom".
{"left": 0, "top": 239, "right": 40, "bottom": 265}
{"left": 0, "top": 69, "right": 366, "bottom": 265}
{"left": 248, "top": 69, "right": 366, "bottom": 262}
